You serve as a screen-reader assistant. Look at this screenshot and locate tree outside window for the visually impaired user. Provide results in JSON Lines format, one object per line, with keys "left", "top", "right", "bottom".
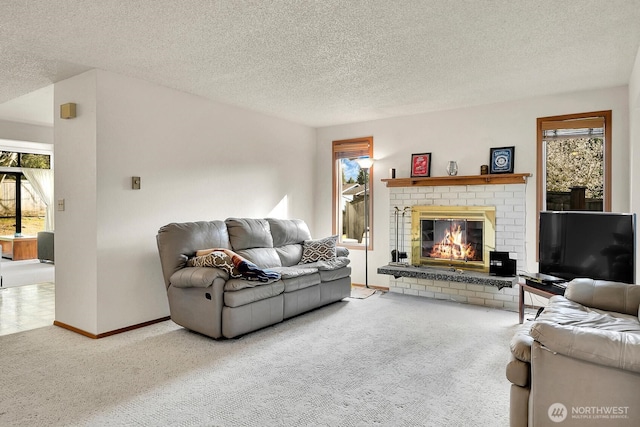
{"left": 545, "top": 136, "right": 604, "bottom": 211}
{"left": 537, "top": 111, "right": 611, "bottom": 213}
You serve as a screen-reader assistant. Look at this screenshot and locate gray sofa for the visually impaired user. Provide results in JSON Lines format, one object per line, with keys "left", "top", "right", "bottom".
{"left": 507, "top": 278, "right": 640, "bottom": 426}
{"left": 156, "top": 218, "right": 351, "bottom": 339}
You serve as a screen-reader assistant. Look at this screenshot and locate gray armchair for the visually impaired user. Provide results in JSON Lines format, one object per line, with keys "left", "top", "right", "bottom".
{"left": 37, "top": 231, "right": 54, "bottom": 263}
{"left": 507, "top": 279, "right": 640, "bottom": 426}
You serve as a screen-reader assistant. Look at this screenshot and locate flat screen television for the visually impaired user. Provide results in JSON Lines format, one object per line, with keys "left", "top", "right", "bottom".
{"left": 539, "top": 211, "right": 636, "bottom": 284}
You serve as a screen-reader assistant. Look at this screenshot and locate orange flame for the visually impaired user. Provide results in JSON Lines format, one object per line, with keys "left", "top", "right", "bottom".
{"left": 429, "top": 224, "right": 477, "bottom": 260}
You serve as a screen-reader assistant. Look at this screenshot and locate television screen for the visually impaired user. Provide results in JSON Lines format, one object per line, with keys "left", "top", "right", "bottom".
{"left": 539, "top": 211, "right": 636, "bottom": 284}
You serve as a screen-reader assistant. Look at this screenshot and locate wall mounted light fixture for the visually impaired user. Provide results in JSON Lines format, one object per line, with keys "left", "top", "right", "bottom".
{"left": 60, "top": 103, "right": 77, "bottom": 119}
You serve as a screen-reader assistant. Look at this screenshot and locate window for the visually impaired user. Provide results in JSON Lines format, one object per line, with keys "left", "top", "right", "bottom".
{"left": 332, "top": 137, "right": 373, "bottom": 249}
{"left": 0, "top": 151, "right": 51, "bottom": 235}
{"left": 537, "top": 111, "right": 611, "bottom": 214}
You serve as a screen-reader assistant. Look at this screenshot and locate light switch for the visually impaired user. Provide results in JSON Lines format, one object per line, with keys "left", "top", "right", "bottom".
{"left": 57, "top": 199, "right": 65, "bottom": 211}
{"left": 132, "top": 176, "right": 141, "bottom": 190}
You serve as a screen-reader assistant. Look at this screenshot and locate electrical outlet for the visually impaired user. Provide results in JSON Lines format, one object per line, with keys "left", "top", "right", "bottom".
{"left": 57, "top": 199, "right": 65, "bottom": 211}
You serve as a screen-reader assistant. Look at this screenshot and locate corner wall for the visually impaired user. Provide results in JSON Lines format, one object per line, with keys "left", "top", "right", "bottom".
{"left": 55, "top": 69, "right": 316, "bottom": 335}
{"left": 54, "top": 70, "right": 99, "bottom": 333}
{"left": 316, "top": 87, "right": 630, "bottom": 287}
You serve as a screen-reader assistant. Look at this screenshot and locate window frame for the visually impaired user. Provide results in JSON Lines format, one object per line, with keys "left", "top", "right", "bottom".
{"left": 0, "top": 150, "right": 51, "bottom": 235}
{"left": 536, "top": 110, "right": 612, "bottom": 259}
{"left": 332, "top": 136, "right": 374, "bottom": 250}
{"left": 536, "top": 110, "right": 612, "bottom": 214}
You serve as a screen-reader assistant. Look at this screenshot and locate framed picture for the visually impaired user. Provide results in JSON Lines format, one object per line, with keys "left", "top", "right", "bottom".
{"left": 489, "top": 146, "right": 515, "bottom": 174}
{"left": 411, "top": 153, "right": 432, "bottom": 177}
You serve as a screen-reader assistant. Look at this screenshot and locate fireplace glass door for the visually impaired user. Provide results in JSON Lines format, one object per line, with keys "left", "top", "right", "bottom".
{"left": 411, "top": 206, "right": 496, "bottom": 271}
{"left": 421, "top": 219, "right": 484, "bottom": 262}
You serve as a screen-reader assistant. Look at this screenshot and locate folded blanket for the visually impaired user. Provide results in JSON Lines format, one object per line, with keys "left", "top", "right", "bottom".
{"left": 188, "top": 248, "right": 281, "bottom": 283}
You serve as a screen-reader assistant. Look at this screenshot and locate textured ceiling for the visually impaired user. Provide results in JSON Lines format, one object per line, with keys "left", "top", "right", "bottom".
{"left": 1, "top": 1, "right": 640, "bottom": 128}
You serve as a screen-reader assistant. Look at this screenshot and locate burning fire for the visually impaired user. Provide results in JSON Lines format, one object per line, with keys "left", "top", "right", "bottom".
{"left": 429, "top": 224, "right": 477, "bottom": 260}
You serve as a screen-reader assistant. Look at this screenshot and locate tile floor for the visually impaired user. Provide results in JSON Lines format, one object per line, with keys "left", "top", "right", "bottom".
{"left": 0, "top": 282, "right": 55, "bottom": 336}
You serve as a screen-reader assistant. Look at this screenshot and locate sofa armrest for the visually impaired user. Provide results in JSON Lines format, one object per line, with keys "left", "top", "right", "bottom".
{"left": 510, "top": 323, "right": 534, "bottom": 363}
{"left": 530, "top": 321, "right": 640, "bottom": 373}
{"left": 506, "top": 354, "right": 530, "bottom": 387}
{"left": 336, "top": 246, "right": 349, "bottom": 257}
{"left": 565, "top": 278, "right": 640, "bottom": 316}
{"left": 170, "top": 267, "right": 228, "bottom": 288}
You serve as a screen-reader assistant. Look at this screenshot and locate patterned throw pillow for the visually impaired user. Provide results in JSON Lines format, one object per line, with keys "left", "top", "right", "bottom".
{"left": 300, "top": 235, "right": 338, "bottom": 263}
{"left": 187, "top": 251, "right": 242, "bottom": 278}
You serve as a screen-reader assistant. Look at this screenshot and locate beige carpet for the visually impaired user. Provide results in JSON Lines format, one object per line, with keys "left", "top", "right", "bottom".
{"left": 0, "top": 292, "right": 518, "bottom": 426}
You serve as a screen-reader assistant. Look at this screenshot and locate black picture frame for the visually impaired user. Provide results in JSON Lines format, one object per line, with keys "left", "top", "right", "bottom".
{"left": 489, "top": 146, "right": 515, "bottom": 174}
{"left": 411, "top": 153, "right": 432, "bottom": 177}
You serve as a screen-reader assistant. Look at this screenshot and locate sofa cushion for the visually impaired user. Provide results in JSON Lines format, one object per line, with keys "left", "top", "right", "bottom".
{"left": 236, "top": 248, "right": 282, "bottom": 269}
{"left": 565, "top": 278, "right": 640, "bottom": 316}
{"left": 300, "top": 235, "right": 338, "bottom": 263}
{"left": 270, "top": 266, "right": 319, "bottom": 279}
{"left": 170, "top": 267, "right": 228, "bottom": 288}
{"left": 294, "top": 257, "right": 350, "bottom": 283}
{"left": 529, "top": 295, "right": 640, "bottom": 374}
{"left": 530, "top": 321, "right": 640, "bottom": 374}
{"left": 275, "top": 244, "right": 304, "bottom": 267}
{"left": 224, "top": 281, "right": 285, "bottom": 308}
{"left": 224, "top": 276, "right": 281, "bottom": 291}
{"left": 267, "top": 218, "right": 312, "bottom": 247}
{"left": 298, "top": 257, "right": 350, "bottom": 271}
{"left": 539, "top": 296, "right": 640, "bottom": 333}
{"left": 319, "top": 266, "right": 351, "bottom": 282}
{"left": 281, "top": 272, "right": 322, "bottom": 293}
{"left": 226, "top": 218, "right": 274, "bottom": 250}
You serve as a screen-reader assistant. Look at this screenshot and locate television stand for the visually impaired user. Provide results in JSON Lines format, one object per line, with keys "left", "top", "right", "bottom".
{"left": 518, "top": 278, "right": 566, "bottom": 324}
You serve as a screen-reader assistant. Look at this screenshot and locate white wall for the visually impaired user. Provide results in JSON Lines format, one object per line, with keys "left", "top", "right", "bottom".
{"left": 55, "top": 69, "right": 316, "bottom": 335}
{"left": 630, "top": 46, "right": 640, "bottom": 280}
{"left": 0, "top": 119, "right": 53, "bottom": 144}
{"left": 316, "top": 87, "right": 630, "bottom": 288}
{"left": 54, "top": 70, "right": 99, "bottom": 333}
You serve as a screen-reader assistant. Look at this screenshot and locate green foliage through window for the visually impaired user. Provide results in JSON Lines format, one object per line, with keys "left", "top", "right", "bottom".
{"left": 0, "top": 152, "right": 19, "bottom": 167}
{"left": 21, "top": 153, "right": 50, "bottom": 169}
{"left": 0, "top": 151, "right": 50, "bottom": 169}
{"left": 545, "top": 137, "right": 603, "bottom": 199}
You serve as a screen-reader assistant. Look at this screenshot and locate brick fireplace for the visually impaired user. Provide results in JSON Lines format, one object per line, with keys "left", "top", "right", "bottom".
{"left": 381, "top": 175, "right": 529, "bottom": 311}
